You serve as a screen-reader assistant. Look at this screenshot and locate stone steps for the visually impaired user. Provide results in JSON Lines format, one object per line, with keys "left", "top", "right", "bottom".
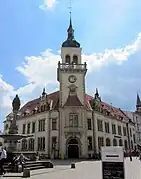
{"left": 3, "top": 160, "right": 53, "bottom": 172}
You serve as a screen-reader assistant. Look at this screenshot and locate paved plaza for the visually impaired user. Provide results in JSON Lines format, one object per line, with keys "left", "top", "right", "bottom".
{"left": 4, "top": 157, "right": 141, "bottom": 179}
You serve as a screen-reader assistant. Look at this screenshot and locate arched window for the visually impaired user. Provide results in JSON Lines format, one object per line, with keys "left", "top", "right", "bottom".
{"left": 22, "top": 139, "right": 27, "bottom": 151}
{"left": 119, "top": 139, "right": 123, "bottom": 146}
{"left": 113, "top": 138, "right": 117, "bottom": 146}
{"left": 73, "top": 55, "right": 78, "bottom": 64}
{"left": 65, "top": 55, "right": 70, "bottom": 64}
{"left": 124, "top": 140, "right": 128, "bottom": 150}
{"left": 106, "top": 138, "right": 111, "bottom": 146}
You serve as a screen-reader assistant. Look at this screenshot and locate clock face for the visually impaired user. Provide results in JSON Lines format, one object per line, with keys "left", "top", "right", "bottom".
{"left": 68, "top": 75, "right": 76, "bottom": 83}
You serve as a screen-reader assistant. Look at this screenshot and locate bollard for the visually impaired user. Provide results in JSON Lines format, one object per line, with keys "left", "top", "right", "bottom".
{"left": 17, "top": 164, "right": 22, "bottom": 173}
{"left": 23, "top": 168, "right": 30, "bottom": 178}
{"left": 71, "top": 163, "right": 75, "bottom": 169}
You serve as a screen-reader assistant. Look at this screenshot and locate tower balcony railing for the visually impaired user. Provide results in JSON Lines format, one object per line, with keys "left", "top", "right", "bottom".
{"left": 57, "top": 61, "right": 87, "bottom": 72}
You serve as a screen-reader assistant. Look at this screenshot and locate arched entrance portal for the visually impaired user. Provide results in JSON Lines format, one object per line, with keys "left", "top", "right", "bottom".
{"left": 67, "top": 138, "right": 79, "bottom": 159}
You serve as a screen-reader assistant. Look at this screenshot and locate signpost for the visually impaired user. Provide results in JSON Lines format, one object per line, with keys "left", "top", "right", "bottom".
{"left": 101, "top": 147, "right": 125, "bottom": 179}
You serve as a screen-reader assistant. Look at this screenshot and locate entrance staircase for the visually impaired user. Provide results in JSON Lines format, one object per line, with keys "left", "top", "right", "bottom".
{"left": 3, "top": 160, "right": 53, "bottom": 173}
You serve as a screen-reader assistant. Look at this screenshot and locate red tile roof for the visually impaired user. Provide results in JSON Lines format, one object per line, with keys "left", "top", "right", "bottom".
{"left": 17, "top": 90, "right": 128, "bottom": 121}
{"left": 64, "top": 95, "right": 83, "bottom": 107}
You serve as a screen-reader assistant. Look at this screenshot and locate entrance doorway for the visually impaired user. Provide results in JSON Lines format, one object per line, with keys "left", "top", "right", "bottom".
{"left": 67, "top": 138, "right": 79, "bottom": 159}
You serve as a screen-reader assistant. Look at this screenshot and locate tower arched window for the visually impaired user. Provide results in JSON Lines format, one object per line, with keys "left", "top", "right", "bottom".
{"left": 73, "top": 55, "right": 78, "bottom": 64}
{"left": 65, "top": 55, "right": 70, "bottom": 64}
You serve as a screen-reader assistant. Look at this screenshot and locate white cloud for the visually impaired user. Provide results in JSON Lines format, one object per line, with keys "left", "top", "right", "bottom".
{"left": 0, "top": 32, "right": 141, "bottom": 126}
{"left": 83, "top": 32, "right": 141, "bottom": 72}
{"left": 39, "top": 0, "right": 57, "bottom": 10}
{"left": 16, "top": 32, "right": 141, "bottom": 86}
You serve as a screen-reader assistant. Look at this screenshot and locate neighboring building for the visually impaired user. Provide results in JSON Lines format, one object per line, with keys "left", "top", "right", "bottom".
{"left": 124, "top": 94, "right": 141, "bottom": 150}
{"left": 3, "top": 16, "right": 136, "bottom": 158}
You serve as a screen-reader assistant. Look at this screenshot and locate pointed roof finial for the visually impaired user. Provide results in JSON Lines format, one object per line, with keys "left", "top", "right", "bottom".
{"left": 68, "top": 0, "right": 72, "bottom": 16}
{"left": 95, "top": 88, "right": 99, "bottom": 97}
{"left": 136, "top": 93, "right": 141, "bottom": 106}
{"left": 42, "top": 87, "right": 46, "bottom": 97}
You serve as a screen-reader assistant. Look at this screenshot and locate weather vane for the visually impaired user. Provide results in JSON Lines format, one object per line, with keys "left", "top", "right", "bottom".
{"left": 68, "top": 0, "right": 72, "bottom": 15}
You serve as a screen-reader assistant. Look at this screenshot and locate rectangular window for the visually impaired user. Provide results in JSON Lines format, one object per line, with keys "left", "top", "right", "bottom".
{"left": 52, "top": 137, "right": 57, "bottom": 150}
{"left": 98, "top": 137, "right": 104, "bottom": 149}
{"left": 37, "top": 137, "right": 45, "bottom": 151}
{"left": 118, "top": 125, "right": 122, "bottom": 135}
{"left": 52, "top": 118, "right": 57, "bottom": 130}
{"left": 38, "top": 119, "right": 45, "bottom": 132}
{"left": 87, "top": 119, "right": 92, "bottom": 130}
{"left": 87, "top": 136, "right": 92, "bottom": 151}
{"left": 123, "top": 127, "right": 127, "bottom": 136}
{"left": 105, "top": 122, "right": 110, "bottom": 133}
{"left": 97, "top": 119, "right": 103, "bottom": 132}
{"left": 32, "top": 122, "right": 35, "bottom": 133}
{"left": 27, "top": 123, "right": 30, "bottom": 134}
{"left": 69, "top": 114, "right": 78, "bottom": 127}
{"left": 22, "top": 124, "right": 26, "bottom": 134}
{"left": 69, "top": 114, "right": 73, "bottom": 127}
{"left": 112, "top": 124, "right": 116, "bottom": 134}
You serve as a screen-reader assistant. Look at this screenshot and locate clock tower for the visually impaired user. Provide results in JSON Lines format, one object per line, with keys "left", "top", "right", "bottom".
{"left": 57, "top": 16, "right": 87, "bottom": 106}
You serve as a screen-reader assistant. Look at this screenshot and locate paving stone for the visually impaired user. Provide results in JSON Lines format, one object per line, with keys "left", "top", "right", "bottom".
{"left": 4, "top": 158, "right": 141, "bottom": 179}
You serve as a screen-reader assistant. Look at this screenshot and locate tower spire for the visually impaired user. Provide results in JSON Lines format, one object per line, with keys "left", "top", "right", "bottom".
{"left": 67, "top": 0, "right": 74, "bottom": 41}
{"left": 62, "top": 0, "right": 80, "bottom": 48}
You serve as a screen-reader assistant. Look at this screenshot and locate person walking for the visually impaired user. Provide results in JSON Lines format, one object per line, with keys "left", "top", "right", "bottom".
{"left": 0, "top": 147, "right": 7, "bottom": 175}
{"left": 128, "top": 150, "right": 132, "bottom": 161}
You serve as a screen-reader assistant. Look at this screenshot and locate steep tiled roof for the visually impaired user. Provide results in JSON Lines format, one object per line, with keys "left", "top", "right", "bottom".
{"left": 89, "top": 98, "right": 129, "bottom": 121}
{"left": 15, "top": 90, "right": 129, "bottom": 122}
{"left": 19, "top": 91, "right": 59, "bottom": 118}
{"left": 64, "top": 95, "right": 83, "bottom": 107}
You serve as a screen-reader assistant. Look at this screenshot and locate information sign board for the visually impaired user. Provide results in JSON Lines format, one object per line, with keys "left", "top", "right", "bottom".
{"left": 101, "top": 147, "right": 125, "bottom": 179}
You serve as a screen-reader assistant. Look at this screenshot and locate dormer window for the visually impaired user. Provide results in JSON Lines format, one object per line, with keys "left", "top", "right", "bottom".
{"left": 25, "top": 109, "right": 30, "bottom": 114}
{"left": 65, "top": 55, "right": 70, "bottom": 64}
{"left": 73, "top": 55, "right": 78, "bottom": 64}
{"left": 41, "top": 105, "right": 45, "bottom": 112}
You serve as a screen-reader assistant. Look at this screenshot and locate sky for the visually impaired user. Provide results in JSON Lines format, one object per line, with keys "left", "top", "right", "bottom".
{"left": 0, "top": 0, "right": 141, "bottom": 130}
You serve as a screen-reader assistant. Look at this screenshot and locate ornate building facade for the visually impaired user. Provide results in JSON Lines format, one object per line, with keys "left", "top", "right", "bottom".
{"left": 3, "top": 17, "right": 136, "bottom": 158}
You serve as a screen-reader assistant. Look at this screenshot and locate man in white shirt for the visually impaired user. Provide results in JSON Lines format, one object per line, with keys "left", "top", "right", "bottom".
{"left": 0, "top": 147, "right": 7, "bottom": 175}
